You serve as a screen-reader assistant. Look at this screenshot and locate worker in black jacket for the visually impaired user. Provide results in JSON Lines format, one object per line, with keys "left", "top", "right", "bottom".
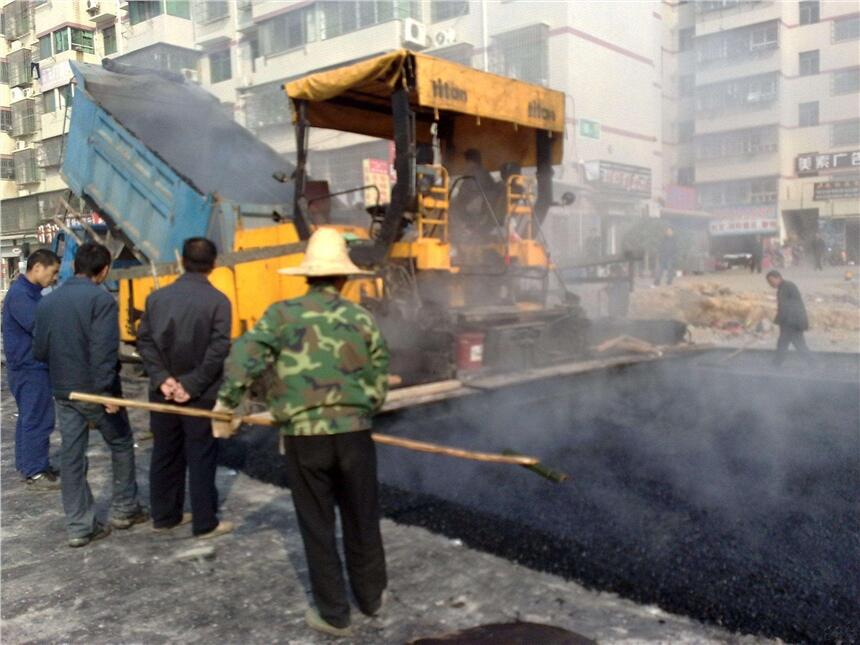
{"left": 34, "top": 242, "right": 147, "bottom": 547}
{"left": 136, "top": 238, "right": 233, "bottom": 539}
{"left": 766, "top": 270, "right": 812, "bottom": 366}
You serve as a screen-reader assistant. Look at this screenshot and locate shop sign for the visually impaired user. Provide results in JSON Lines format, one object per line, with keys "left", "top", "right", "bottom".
{"left": 709, "top": 218, "right": 778, "bottom": 237}
{"left": 813, "top": 179, "right": 860, "bottom": 201}
{"left": 585, "top": 160, "right": 651, "bottom": 197}
{"left": 38, "top": 61, "right": 73, "bottom": 93}
{"left": 579, "top": 119, "right": 601, "bottom": 140}
{"left": 665, "top": 185, "right": 697, "bottom": 211}
{"left": 796, "top": 150, "right": 860, "bottom": 176}
{"left": 362, "top": 158, "right": 391, "bottom": 206}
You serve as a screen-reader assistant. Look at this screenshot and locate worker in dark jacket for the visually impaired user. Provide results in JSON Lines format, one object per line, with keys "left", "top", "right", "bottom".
{"left": 33, "top": 242, "right": 147, "bottom": 547}
{"left": 766, "top": 270, "right": 812, "bottom": 366}
{"left": 136, "top": 238, "right": 233, "bottom": 539}
{"left": 2, "top": 249, "right": 60, "bottom": 489}
{"left": 215, "top": 228, "right": 389, "bottom": 638}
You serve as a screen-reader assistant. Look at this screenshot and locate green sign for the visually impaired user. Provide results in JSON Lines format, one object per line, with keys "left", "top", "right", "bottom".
{"left": 579, "top": 119, "right": 601, "bottom": 140}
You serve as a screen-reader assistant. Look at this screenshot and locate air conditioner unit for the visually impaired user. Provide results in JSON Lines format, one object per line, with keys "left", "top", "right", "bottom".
{"left": 86, "top": 0, "right": 100, "bottom": 14}
{"left": 402, "top": 18, "right": 428, "bottom": 50}
{"left": 431, "top": 28, "right": 457, "bottom": 48}
{"left": 181, "top": 68, "right": 200, "bottom": 83}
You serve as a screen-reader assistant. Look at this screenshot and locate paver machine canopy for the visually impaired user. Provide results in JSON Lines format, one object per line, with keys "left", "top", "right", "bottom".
{"left": 285, "top": 51, "right": 586, "bottom": 383}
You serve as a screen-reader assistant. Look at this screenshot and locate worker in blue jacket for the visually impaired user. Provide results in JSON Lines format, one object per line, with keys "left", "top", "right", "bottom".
{"left": 34, "top": 242, "right": 147, "bottom": 547}
{"left": 2, "top": 249, "right": 61, "bottom": 489}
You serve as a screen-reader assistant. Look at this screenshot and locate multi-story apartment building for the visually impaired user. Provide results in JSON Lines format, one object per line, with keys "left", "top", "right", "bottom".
{"left": 3, "top": 1, "right": 856, "bottom": 289}
{"left": 675, "top": 0, "right": 860, "bottom": 262}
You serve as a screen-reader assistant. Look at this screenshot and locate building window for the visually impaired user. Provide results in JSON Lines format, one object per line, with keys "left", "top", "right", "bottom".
{"left": 0, "top": 60, "right": 8, "bottom": 84}
{"left": 11, "top": 99, "right": 36, "bottom": 137}
{"left": 39, "top": 35, "right": 52, "bottom": 60}
{"left": 1, "top": 157, "right": 15, "bottom": 181}
{"left": 696, "top": 20, "right": 778, "bottom": 67}
{"left": 103, "top": 26, "right": 117, "bottom": 56}
{"left": 53, "top": 28, "right": 69, "bottom": 54}
{"left": 209, "top": 49, "right": 231, "bottom": 83}
{"left": 679, "top": 74, "right": 695, "bottom": 97}
{"left": 129, "top": 1, "right": 163, "bottom": 26}
{"left": 678, "top": 121, "right": 695, "bottom": 142}
{"left": 1, "top": 0, "right": 32, "bottom": 40}
{"left": 679, "top": 27, "right": 694, "bottom": 52}
{"left": 832, "top": 67, "right": 860, "bottom": 95}
{"left": 697, "top": 72, "right": 778, "bottom": 114}
{"left": 430, "top": 43, "right": 474, "bottom": 67}
{"left": 799, "top": 1, "right": 819, "bottom": 25}
{"left": 37, "top": 135, "right": 65, "bottom": 168}
{"left": 13, "top": 148, "right": 40, "bottom": 185}
{"left": 165, "top": 0, "right": 191, "bottom": 19}
{"left": 798, "top": 101, "right": 819, "bottom": 127}
{"left": 832, "top": 120, "right": 860, "bottom": 146}
{"left": 698, "top": 177, "right": 777, "bottom": 207}
{"left": 431, "top": 0, "right": 469, "bottom": 23}
{"left": 749, "top": 22, "right": 778, "bottom": 51}
{"left": 7, "top": 48, "right": 32, "bottom": 88}
{"left": 259, "top": 5, "right": 316, "bottom": 56}
{"left": 243, "top": 80, "right": 292, "bottom": 131}
{"left": 833, "top": 15, "right": 860, "bottom": 42}
{"left": 0, "top": 109, "right": 12, "bottom": 132}
{"left": 798, "top": 50, "right": 819, "bottom": 76}
{"left": 115, "top": 43, "right": 200, "bottom": 74}
{"left": 193, "top": 0, "right": 228, "bottom": 23}
{"left": 696, "top": 126, "right": 778, "bottom": 159}
{"left": 490, "top": 24, "right": 549, "bottom": 85}
{"left": 677, "top": 167, "right": 695, "bottom": 186}
{"left": 70, "top": 29, "right": 95, "bottom": 54}
{"left": 43, "top": 89, "right": 56, "bottom": 113}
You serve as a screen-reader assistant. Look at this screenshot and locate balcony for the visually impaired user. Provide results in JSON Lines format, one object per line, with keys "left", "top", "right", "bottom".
{"left": 7, "top": 49, "right": 33, "bottom": 89}
{"left": 10, "top": 98, "right": 38, "bottom": 138}
{"left": 84, "top": 0, "right": 117, "bottom": 24}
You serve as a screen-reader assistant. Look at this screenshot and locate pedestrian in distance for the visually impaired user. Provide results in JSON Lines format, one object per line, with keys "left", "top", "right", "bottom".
{"left": 766, "top": 270, "right": 813, "bottom": 367}
{"left": 214, "top": 227, "right": 389, "bottom": 638}
{"left": 136, "top": 238, "right": 234, "bottom": 539}
{"left": 653, "top": 227, "right": 678, "bottom": 286}
{"left": 813, "top": 234, "right": 826, "bottom": 271}
{"left": 749, "top": 235, "right": 763, "bottom": 274}
{"left": 1, "top": 249, "right": 61, "bottom": 490}
{"left": 33, "top": 242, "right": 147, "bottom": 547}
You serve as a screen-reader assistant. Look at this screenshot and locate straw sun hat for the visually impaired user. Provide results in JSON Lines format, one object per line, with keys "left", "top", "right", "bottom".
{"left": 278, "top": 227, "right": 373, "bottom": 277}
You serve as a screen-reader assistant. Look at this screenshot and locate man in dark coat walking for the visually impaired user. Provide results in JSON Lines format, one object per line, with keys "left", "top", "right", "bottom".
{"left": 136, "top": 238, "right": 233, "bottom": 539}
{"left": 766, "top": 270, "right": 812, "bottom": 366}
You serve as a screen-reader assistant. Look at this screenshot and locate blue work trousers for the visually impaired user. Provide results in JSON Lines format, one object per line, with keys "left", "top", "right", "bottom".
{"left": 55, "top": 400, "right": 140, "bottom": 539}
{"left": 7, "top": 368, "right": 54, "bottom": 478}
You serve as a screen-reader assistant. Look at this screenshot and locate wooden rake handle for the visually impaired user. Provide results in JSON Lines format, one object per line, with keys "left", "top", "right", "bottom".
{"left": 69, "top": 392, "right": 540, "bottom": 467}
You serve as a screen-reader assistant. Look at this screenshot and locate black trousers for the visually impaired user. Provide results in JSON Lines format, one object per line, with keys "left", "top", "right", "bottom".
{"left": 774, "top": 328, "right": 811, "bottom": 366}
{"left": 282, "top": 431, "right": 387, "bottom": 629}
{"left": 149, "top": 411, "right": 219, "bottom": 536}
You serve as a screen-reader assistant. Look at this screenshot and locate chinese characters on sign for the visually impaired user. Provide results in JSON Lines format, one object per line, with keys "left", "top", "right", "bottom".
{"left": 709, "top": 205, "right": 777, "bottom": 237}
{"left": 813, "top": 179, "right": 860, "bottom": 201}
{"left": 362, "top": 158, "right": 391, "bottom": 206}
{"left": 796, "top": 150, "right": 860, "bottom": 176}
{"left": 585, "top": 161, "right": 651, "bottom": 197}
{"left": 709, "top": 218, "right": 778, "bottom": 236}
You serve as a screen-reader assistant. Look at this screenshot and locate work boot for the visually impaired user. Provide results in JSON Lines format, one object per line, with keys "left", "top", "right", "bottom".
{"left": 152, "top": 512, "right": 192, "bottom": 533}
{"left": 110, "top": 506, "right": 150, "bottom": 530}
{"left": 305, "top": 608, "right": 352, "bottom": 638}
{"left": 25, "top": 471, "right": 61, "bottom": 491}
{"left": 195, "top": 520, "right": 234, "bottom": 540}
{"left": 68, "top": 522, "right": 111, "bottom": 548}
{"left": 359, "top": 590, "right": 388, "bottom": 618}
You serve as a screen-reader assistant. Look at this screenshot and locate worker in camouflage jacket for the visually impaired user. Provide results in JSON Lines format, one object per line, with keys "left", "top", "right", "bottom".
{"left": 214, "top": 227, "right": 389, "bottom": 638}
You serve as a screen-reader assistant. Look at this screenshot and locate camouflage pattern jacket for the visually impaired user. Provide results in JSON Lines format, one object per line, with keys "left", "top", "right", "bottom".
{"left": 217, "top": 284, "right": 389, "bottom": 436}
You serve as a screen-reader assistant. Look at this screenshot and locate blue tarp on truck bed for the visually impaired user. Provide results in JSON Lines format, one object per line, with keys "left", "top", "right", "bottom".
{"left": 62, "top": 62, "right": 296, "bottom": 262}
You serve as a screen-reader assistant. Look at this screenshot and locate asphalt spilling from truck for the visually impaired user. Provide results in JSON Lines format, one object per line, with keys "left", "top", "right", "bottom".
{"left": 219, "top": 352, "right": 860, "bottom": 643}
